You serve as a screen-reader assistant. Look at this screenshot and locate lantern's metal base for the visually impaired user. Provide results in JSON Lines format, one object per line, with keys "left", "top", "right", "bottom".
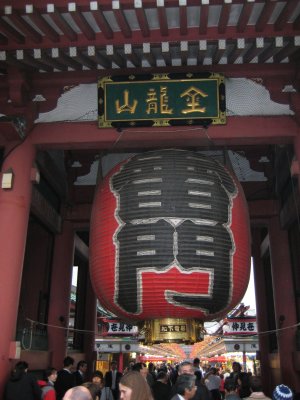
{"left": 140, "top": 318, "right": 204, "bottom": 344}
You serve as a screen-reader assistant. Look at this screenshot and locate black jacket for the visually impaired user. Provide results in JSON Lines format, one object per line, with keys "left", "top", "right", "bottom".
{"left": 54, "top": 369, "right": 75, "bottom": 400}
{"left": 4, "top": 372, "right": 42, "bottom": 400}
{"left": 152, "top": 380, "right": 172, "bottom": 400}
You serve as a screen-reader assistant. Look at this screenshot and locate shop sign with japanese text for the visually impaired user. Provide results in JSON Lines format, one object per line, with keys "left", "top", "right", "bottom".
{"left": 106, "top": 322, "right": 138, "bottom": 336}
{"left": 223, "top": 318, "right": 257, "bottom": 335}
{"left": 98, "top": 73, "right": 226, "bottom": 128}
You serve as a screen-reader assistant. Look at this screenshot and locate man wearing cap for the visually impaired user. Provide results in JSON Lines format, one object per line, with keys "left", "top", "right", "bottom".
{"left": 273, "top": 385, "right": 293, "bottom": 400}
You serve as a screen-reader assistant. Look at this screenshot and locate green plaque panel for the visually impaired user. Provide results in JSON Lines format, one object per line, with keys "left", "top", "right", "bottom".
{"left": 98, "top": 73, "right": 226, "bottom": 128}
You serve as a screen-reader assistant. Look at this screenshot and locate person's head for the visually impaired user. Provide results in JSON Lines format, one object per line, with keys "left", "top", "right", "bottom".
{"left": 91, "top": 370, "right": 103, "bottom": 385}
{"left": 156, "top": 371, "right": 168, "bottom": 383}
{"left": 11, "top": 361, "right": 29, "bottom": 379}
{"left": 44, "top": 367, "right": 57, "bottom": 383}
{"left": 63, "top": 386, "right": 92, "bottom": 400}
{"left": 131, "top": 362, "right": 148, "bottom": 379}
{"left": 193, "top": 358, "right": 200, "bottom": 367}
{"left": 111, "top": 361, "right": 118, "bottom": 371}
{"left": 175, "top": 374, "right": 197, "bottom": 399}
{"left": 148, "top": 362, "right": 155, "bottom": 372}
{"left": 119, "top": 371, "right": 153, "bottom": 400}
{"left": 178, "top": 361, "right": 194, "bottom": 376}
{"left": 77, "top": 361, "right": 88, "bottom": 373}
{"left": 249, "top": 376, "right": 263, "bottom": 392}
{"left": 232, "top": 362, "right": 241, "bottom": 373}
{"left": 64, "top": 356, "right": 75, "bottom": 369}
{"left": 224, "top": 378, "right": 239, "bottom": 395}
{"left": 82, "top": 382, "right": 99, "bottom": 400}
{"left": 210, "top": 367, "right": 218, "bottom": 375}
{"left": 273, "top": 385, "right": 293, "bottom": 400}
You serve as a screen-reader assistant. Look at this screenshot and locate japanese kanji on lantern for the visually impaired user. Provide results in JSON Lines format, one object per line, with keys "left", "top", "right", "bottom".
{"left": 90, "top": 149, "right": 251, "bottom": 344}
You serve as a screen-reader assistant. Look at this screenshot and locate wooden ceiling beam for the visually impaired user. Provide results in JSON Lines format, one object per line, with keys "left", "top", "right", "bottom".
{"left": 180, "top": 41, "right": 188, "bottom": 66}
{"left": 105, "top": 45, "right": 126, "bottom": 68}
{"left": 258, "top": 37, "right": 283, "bottom": 63}
{"left": 242, "top": 38, "right": 265, "bottom": 63}
{"left": 218, "top": 2, "right": 231, "bottom": 34}
{"left": 35, "top": 49, "right": 68, "bottom": 71}
{"left": 0, "top": 51, "right": 34, "bottom": 71}
{"left": 274, "top": 37, "right": 300, "bottom": 63}
{"left": 30, "top": 117, "right": 298, "bottom": 151}
{"left": 0, "top": 18, "right": 25, "bottom": 44}
{"left": 135, "top": 7, "right": 150, "bottom": 37}
{"left": 142, "top": 43, "right": 156, "bottom": 67}
{"left": 179, "top": 3, "right": 188, "bottom": 36}
{"left": 157, "top": 3, "right": 168, "bottom": 36}
{"left": 199, "top": 3, "right": 209, "bottom": 35}
{"left": 236, "top": 1, "right": 254, "bottom": 33}
{"left": 124, "top": 44, "right": 141, "bottom": 67}
{"left": 51, "top": 48, "right": 83, "bottom": 70}
{"left": 87, "top": 46, "right": 111, "bottom": 69}
{"left": 90, "top": 7, "right": 114, "bottom": 39}
{"left": 161, "top": 41, "right": 171, "bottom": 66}
{"left": 47, "top": 5, "right": 77, "bottom": 41}
{"left": 197, "top": 40, "right": 207, "bottom": 64}
{"left": 16, "top": 49, "right": 53, "bottom": 72}
{"left": 68, "top": 47, "right": 97, "bottom": 70}
{"left": 112, "top": 2, "right": 132, "bottom": 38}
{"left": 274, "top": 0, "right": 299, "bottom": 32}
{"left": 68, "top": 5, "right": 95, "bottom": 41}
{"left": 227, "top": 38, "right": 245, "bottom": 64}
{"left": 3, "top": 10, "right": 42, "bottom": 43}
{"left": 25, "top": 5, "right": 60, "bottom": 43}
{"left": 255, "top": 1, "right": 277, "bottom": 32}
{"left": 211, "top": 39, "right": 226, "bottom": 64}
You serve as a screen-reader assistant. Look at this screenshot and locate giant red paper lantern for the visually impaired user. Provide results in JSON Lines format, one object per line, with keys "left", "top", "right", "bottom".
{"left": 90, "top": 149, "right": 251, "bottom": 335}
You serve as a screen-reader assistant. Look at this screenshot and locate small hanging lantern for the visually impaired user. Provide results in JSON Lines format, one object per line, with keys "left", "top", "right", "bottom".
{"left": 90, "top": 149, "right": 251, "bottom": 343}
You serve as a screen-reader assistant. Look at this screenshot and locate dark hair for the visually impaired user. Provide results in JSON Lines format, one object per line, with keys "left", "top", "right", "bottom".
{"left": 120, "top": 371, "right": 153, "bottom": 400}
{"left": 132, "top": 362, "right": 146, "bottom": 372}
{"left": 175, "top": 374, "right": 196, "bottom": 396}
{"left": 44, "top": 367, "right": 57, "bottom": 380}
{"left": 148, "top": 362, "right": 155, "bottom": 372}
{"left": 193, "top": 358, "right": 200, "bottom": 364}
{"left": 232, "top": 362, "right": 241, "bottom": 371}
{"left": 63, "top": 356, "right": 75, "bottom": 367}
{"left": 92, "top": 370, "right": 103, "bottom": 379}
{"left": 77, "top": 360, "right": 87, "bottom": 370}
{"left": 11, "top": 361, "right": 29, "bottom": 380}
{"left": 224, "top": 378, "right": 238, "bottom": 392}
{"left": 157, "top": 371, "right": 168, "bottom": 380}
{"left": 82, "top": 382, "right": 99, "bottom": 400}
{"left": 249, "top": 376, "right": 263, "bottom": 392}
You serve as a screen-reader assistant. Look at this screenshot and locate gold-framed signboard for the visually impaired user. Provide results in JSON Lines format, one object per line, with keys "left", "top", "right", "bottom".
{"left": 98, "top": 72, "right": 226, "bottom": 128}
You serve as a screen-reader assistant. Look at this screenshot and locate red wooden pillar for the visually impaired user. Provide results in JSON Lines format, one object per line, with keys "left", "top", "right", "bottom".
{"left": 119, "top": 352, "right": 124, "bottom": 374}
{"left": 0, "top": 138, "right": 36, "bottom": 396}
{"left": 269, "top": 216, "right": 300, "bottom": 390}
{"left": 47, "top": 220, "right": 75, "bottom": 369}
{"left": 251, "top": 228, "right": 272, "bottom": 394}
{"left": 293, "top": 129, "right": 300, "bottom": 193}
{"left": 84, "top": 273, "right": 97, "bottom": 376}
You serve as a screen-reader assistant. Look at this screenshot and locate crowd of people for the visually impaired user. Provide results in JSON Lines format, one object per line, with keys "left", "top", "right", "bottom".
{"left": 3, "top": 357, "right": 295, "bottom": 400}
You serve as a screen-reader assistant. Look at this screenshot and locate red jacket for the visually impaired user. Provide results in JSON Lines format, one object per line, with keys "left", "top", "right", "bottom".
{"left": 38, "top": 380, "right": 56, "bottom": 400}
